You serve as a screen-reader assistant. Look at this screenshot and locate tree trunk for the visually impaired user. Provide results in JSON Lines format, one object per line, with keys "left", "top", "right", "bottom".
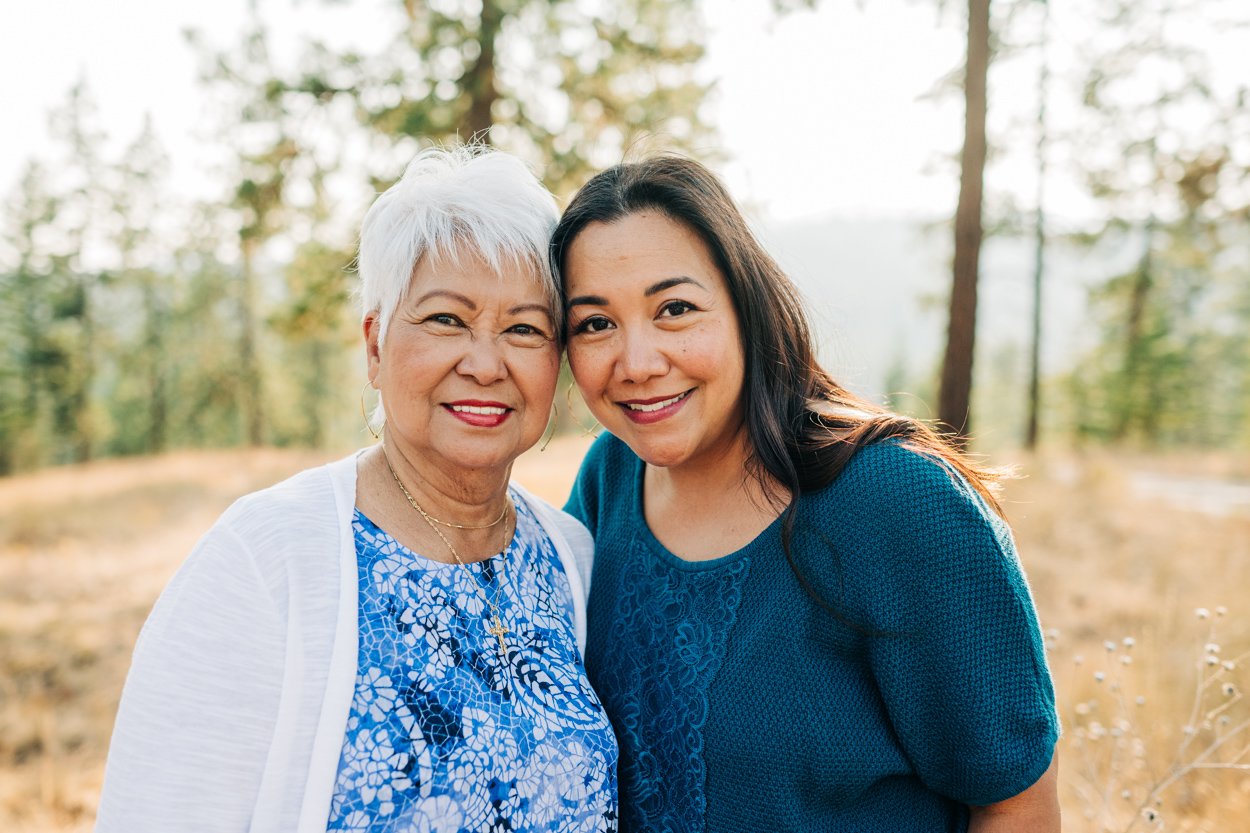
{"left": 19, "top": 267, "right": 40, "bottom": 421}
{"left": 142, "top": 279, "right": 167, "bottom": 453}
{"left": 239, "top": 239, "right": 264, "bottom": 446}
{"left": 1113, "top": 220, "right": 1155, "bottom": 440}
{"left": 8, "top": 265, "right": 42, "bottom": 473}
{"left": 464, "top": 0, "right": 503, "bottom": 142}
{"left": 938, "top": 0, "right": 991, "bottom": 443}
{"left": 73, "top": 274, "right": 95, "bottom": 462}
{"left": 1025, "top": 0, "right": 1049, "bottom": 451}
{"left": 1025, "top": 208, "right": 1045, "bottom": 449}
{"left": 308, "top": 338, "right": 327, "bottom": 448}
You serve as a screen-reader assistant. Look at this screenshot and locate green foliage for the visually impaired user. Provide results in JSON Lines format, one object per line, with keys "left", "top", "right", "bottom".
{"left": 277, "top": 0, "right": 715, "bottom": 196}
{"left": 1067, "top": 224, "right": 1250, "bottom": 447}
{"left": 1057, "top": 0, "right": 1250, "bottom": 449}
{"left": 0, "top": 0, "right": 715, "bottom": 474}
{"left": 268, "top": 240, "right": 358, "bottom": 448}
{"left": 0, "top": 162, "right": 59, "bottom": 472}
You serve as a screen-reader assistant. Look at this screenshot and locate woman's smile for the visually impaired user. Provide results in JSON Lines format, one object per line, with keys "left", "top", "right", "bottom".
{"left": 618, "top": 389, "right": 695, "bottom": 424}
{"left": 445, "top": 399, "right": 514, "bottom": 428}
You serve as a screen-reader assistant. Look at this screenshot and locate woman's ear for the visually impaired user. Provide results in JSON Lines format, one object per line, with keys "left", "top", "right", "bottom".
{"left": 363, "top": 314, "right": 382, "bottom": 384}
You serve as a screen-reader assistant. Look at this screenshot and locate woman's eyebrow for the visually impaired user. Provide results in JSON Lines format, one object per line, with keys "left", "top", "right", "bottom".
{"left": 566, "top": 294, "right": 609, "bottom": 308}
{"left": 413, "top": 289, "right": 476, "bottom": 309}
{"left": 507, "top": 301, "right": 552, "bottom": 315}
{"left": 508, "top": 302, "right": 556, "bottom": 322}
{"left": 644, "top": 276, "right": 704, "bottom": 296}
{"left": 568, "top": 276, "right": 707, "bottom": 309}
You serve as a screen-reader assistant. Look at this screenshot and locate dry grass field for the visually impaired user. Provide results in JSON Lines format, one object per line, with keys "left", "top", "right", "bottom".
{"left": 1, "top": 436, "right": 1247, "bottom": 831}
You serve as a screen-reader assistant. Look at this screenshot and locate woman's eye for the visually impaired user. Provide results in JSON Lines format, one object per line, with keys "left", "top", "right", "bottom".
{"left": 507, "top": 322, "right": 549, "bottom": 339}
{"left": 659, "top": 300, "right": 696, "bottom": 318}
{"left": 572, "top": 315, "right": 614, "bottom": 335}
{"left": 425, "top": 313, "right": 463, "bottom": 327}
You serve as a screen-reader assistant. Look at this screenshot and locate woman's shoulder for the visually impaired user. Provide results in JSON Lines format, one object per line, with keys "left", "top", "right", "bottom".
{"left": 134, "top": 458, "right": 352, "bottom": 652}
{"left": 212, "top": 455, "right": 352, "bottom": 550}
{"left": 512, "top": 483, "right": 592, "bottom": 546}
{"left": 812, "top": 439, "right": 993, "bottom": 517}
{"left": 800, "top": 439, "right": 1012, "bottom": 569}
{"left": 796, "top": 442, "right": 1029, "bottom": 635}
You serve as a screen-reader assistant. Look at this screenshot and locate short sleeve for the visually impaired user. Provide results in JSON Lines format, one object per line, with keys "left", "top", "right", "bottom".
{"left": 96, "top": 519, "right": 286, "bottom": 832}
{"left": 850, "top": 445, "right": 1059, "bottom": 806}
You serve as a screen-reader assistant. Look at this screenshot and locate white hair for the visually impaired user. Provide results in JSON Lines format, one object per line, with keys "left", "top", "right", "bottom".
{"left": 357, "top": 144, "right": 560, "bottom": 348}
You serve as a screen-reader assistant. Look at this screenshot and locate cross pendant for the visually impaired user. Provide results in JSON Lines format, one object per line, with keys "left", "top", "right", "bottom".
{"left": 487, "top": 615, "right": 509, "bottom": 658}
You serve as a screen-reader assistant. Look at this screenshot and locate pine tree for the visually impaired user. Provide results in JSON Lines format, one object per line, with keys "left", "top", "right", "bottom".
{"left": 277, "top": 0, "right": 714, "bottom": 195}
{"left": 107, "top": 116, "right": 173, "bottom": 454}
{"left": 1066, "top": 0, "right": 1250, "bottom": 445}
{"left": 0, "top": 162, "right": 61, "bottom": 473}
{"left": 189, "top": 25, "right": 307, "bottom": 447}
{"left": 47, "top": 82, "right": 110, "bottom": 462}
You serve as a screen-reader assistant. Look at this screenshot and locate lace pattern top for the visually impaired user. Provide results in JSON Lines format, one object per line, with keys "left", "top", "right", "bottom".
{"left": 326, "top": 490, "right": 618, "bottom": 833}
{"left": 586, "top": 532, "right": 752, "bottom": 833}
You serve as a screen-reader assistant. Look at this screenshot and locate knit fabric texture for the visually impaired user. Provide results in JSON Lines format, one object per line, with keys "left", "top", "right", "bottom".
{"left": 566, "top": 432, "right": 1059, "bottom": 833}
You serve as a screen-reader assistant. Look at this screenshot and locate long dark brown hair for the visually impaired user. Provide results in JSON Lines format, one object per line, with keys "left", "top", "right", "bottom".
{"left": 551, "top": 155, "right": 1005, "bottom": 613}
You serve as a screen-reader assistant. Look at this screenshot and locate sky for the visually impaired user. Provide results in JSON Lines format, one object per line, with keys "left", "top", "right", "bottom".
{"left": 1, "top": 0, "right": 998, "bottom": 225}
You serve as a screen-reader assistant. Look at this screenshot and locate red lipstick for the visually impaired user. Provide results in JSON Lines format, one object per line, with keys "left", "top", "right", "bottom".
{"left": 617, "top": 389, "right": 693, "bottom": 425}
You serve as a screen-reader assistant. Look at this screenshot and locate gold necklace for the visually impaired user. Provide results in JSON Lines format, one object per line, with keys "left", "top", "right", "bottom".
{"left": 382, "top": 449, "right": 515, "bottom": 661}
{"left": 422, "top": 498, "right": 509, "bottom": 530}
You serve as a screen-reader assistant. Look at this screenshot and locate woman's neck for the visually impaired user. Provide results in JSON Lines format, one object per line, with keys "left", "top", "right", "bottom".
{"left": 646, "top": 429, "right": 786, "bottom": 515}
{"left": 642, "top": 431, "right": 789, "bottom": 562}
{"left": 375, "top": 434, "right": 512, "bottom": 524}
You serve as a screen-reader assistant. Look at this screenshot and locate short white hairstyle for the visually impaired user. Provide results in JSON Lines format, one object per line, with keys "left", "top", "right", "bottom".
{"left": 357, "top": 144, "right": 560, "bottom": 348}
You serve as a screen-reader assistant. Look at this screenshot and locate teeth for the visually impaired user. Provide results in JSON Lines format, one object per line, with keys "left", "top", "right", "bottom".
{"left": 625, "top": 391, "right": 688, "bottom": 413}
{"left": 452, "top": 405, "right": 507, "bottom": 415}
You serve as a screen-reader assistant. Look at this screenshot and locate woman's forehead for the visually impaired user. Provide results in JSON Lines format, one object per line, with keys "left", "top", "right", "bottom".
{"left": 405, "top": 247, "right": 556, "bottom": 309}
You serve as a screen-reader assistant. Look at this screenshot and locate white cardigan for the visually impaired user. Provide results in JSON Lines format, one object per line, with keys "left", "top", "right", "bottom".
{"left": 95, "top": 453, "right": 594, "bottom": 833}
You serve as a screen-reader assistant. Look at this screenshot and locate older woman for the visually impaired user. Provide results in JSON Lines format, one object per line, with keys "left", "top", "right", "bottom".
{"left": 553, "top": 156, "right": 1059, "bottom": 832}
{"left": 97, "top": 147, "right": 618, "bottom": 833}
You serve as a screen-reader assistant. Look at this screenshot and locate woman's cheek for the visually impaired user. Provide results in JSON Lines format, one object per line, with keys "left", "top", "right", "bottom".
{"left": 566, "top": 343, "right": 603, "bottom": 388}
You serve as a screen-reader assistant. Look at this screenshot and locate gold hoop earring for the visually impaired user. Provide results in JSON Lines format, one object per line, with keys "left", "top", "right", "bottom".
{"left": 564, "top": 383, "right": 600, "bottom": 437}
{"left": 539, "top": 402, "right": 558, "bottom": 452}
{"left": 360, "top": 381, "right": 382, "bottom": 441}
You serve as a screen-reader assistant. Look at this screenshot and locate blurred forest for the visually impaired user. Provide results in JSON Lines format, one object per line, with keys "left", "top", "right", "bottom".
{"left": 1, "top": 0, "right": 1248, "bottom": 472}
{"left": 0, "top": 0, "right": 709, "bottom": 473}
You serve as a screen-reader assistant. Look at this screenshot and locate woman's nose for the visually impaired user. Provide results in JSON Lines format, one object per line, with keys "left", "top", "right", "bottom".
{"left": 615, "top": 328, "right": 669, "bottom": 384}
{"left": 456, "top": 339, "right": 508, "bottom": 385}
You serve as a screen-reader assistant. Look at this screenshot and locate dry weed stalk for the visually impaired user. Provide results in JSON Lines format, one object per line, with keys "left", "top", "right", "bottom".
{"left": 1061, "top": 607, "right": 1250, "bottom": 831}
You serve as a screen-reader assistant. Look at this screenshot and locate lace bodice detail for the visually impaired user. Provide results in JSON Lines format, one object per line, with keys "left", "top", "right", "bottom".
{"left": 586, "top": 536, "right": 751, "bottom": 833}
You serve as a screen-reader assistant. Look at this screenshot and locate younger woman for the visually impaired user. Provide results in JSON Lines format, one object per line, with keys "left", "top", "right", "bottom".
{"left": 552, "top": 156, "right": 1060, "bottom": 832}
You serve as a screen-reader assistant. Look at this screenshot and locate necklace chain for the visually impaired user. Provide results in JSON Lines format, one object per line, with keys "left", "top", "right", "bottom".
{"left": 421, "top": 496, "right": 509, "bottom": 530}
{"left": 382, "top": 448, "right": 514, "bottom": 661}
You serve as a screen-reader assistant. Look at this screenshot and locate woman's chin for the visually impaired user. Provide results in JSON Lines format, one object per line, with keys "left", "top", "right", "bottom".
{"left": 627, "top": 438, "right": 694, "bottom": 471}
{"left": 444, "top": 446, "right": 530, "bottom": 473}
{"left": 400, "top": 438, "right": 534, "bottom": 476}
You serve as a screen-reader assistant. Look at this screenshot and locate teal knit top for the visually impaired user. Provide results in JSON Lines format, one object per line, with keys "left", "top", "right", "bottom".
{"left": 566, "top": 432, "right": 1058, "bottom": 833}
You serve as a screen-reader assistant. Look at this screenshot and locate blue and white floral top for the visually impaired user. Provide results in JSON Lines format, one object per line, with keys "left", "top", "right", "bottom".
{"left": 326, "top": 491, "right": 618, "bottom": 833}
